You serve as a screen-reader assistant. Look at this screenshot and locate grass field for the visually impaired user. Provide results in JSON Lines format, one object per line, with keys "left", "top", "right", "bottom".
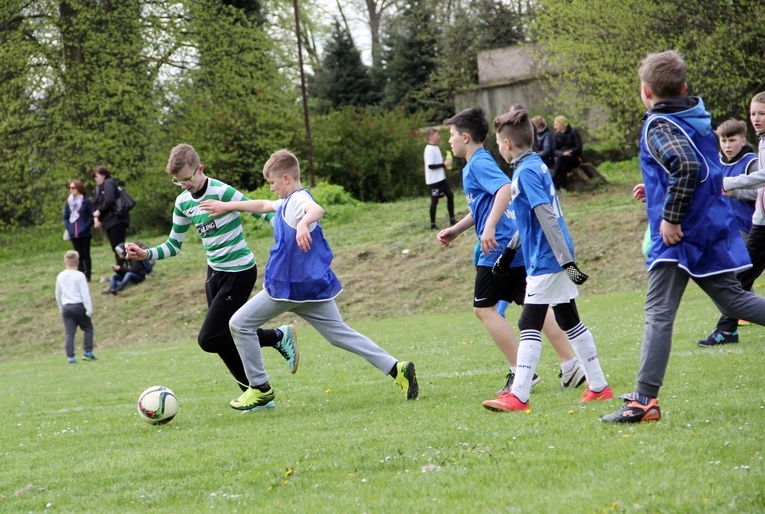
{"left": 2, "top": 163, "right": 765, "bottom": 512}
{"left": 3, "top": 288, "right": 765, "bottom": 512}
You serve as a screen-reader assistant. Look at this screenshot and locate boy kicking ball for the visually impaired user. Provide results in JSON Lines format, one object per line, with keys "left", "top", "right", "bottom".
{"left": 201, "top": 149, "right": 418, "bottom": 412}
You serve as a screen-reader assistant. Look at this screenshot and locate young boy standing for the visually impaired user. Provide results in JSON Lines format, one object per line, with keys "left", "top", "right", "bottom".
{"left": 436, "top": 107, "right": 586, "bottom": 409}
{"left": 487, "top": 109, "right": 611, "bottom": 412}
{"left": 200, "top": 149, "right": 418, "bottom": 412}
{"left": 695, "top": 118, "right": 758, "bottom": 346}
{"left": 602, "top": 51, "right": 765, "bottom": 423}
{"left": 423, "top": 127, "right": 456, "bottom": 230}
{"left": 56, "top": 250, "right": 97, "bottom": 363}
{"left": 125, "top": 144, "right": 298, "bottom": 400}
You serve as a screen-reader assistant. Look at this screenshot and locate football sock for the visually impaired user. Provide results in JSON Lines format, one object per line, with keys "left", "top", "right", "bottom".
{"left": 256, "top": 328, "right": 282, "bottom": 347}
{"left": 566, "top": 323, "right": 608, "bottom": 392}
{"left": 635, "top": 394, "right": 654, "bottom": 405}
{"left": 560, "top": 357, "right": 578, "bottom": 374}
{"left": 510, "top": 330, "right": 542, "bottom": 403}
{"left": 253, "top": 382, "right": 271, "bottom": 392}
{"left": 389, "top": 363, "right": 398, "bottom": 378}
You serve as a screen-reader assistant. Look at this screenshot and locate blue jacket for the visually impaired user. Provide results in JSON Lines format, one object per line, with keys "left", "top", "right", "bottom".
{"left": 63, "top": 197, "right": 94, "bottom": 239}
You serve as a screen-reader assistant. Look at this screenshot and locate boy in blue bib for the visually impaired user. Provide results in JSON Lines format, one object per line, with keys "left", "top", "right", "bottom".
{"left": 201, "top": 150, "right": 418, "bottom": 412}
{"left": 603, "top": 51, "right": 765, "bottom": 424}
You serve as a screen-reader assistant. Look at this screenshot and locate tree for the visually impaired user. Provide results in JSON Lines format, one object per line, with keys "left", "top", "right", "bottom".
{"left": 378, "top": 0, "right": 441, "bottom": 116}
{"left": 156, "top": 0, "right": 301, "bottom": 193}
{"left": 310, "top": 21, "right": 377, "bottom": 112}
{"left": 425, "top": 0, "right": 526, "bottom": 120}
{"left": 533, "top": 0, "right": 765, "bottom": 151}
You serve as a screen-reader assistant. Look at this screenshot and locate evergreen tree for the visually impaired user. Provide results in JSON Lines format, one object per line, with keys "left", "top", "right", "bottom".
{"left": 379, "top": 0, "right": 442, "bottom": 117}
{"left": 311, "top": 21, "right": 377, "bottom": 112}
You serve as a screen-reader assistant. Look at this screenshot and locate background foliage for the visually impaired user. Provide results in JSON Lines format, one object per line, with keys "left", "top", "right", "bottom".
{"left": 2, "top": 0, "right": 764, "bottom": 233}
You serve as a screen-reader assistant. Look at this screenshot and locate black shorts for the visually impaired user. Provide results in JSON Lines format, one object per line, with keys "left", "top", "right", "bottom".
{"left": 429, "top": 179, "right": 452, "bottom": 199}
{"left": 473, "top": 266, "right": 526, "bottom": 309}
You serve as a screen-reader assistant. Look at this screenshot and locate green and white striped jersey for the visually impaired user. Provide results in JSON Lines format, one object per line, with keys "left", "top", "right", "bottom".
{"left": 146, "top": 178, "right": 272, "bottom": 272}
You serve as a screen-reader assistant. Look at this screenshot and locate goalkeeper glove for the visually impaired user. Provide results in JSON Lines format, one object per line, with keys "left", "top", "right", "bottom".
{"left": 492, "top": 247, "right": 517, "bottom": 277}
{"left": 563, "top": 262, "right": 588, "bottom": 285}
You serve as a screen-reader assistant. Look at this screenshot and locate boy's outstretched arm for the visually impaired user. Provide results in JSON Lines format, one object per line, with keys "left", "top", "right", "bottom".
{"left": 296, "top": 202, "right": 324, "bottom": 252}
{"left": 200, "top": 199, "right": 275, "bottom": 217}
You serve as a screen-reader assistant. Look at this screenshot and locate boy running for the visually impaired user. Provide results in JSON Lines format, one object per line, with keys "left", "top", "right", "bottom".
{"left": 200, "top": 149, "right": 418, "bottom": 412}
{"left": 125, "top": 144, "right": 297, "bottom": 401}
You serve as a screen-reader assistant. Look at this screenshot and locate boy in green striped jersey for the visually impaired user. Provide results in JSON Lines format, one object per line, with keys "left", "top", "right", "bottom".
{"left": 125, "top": 144, "right": 299, "bottom": 402}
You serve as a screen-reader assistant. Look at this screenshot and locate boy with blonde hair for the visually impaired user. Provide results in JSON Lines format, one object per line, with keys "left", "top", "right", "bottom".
{"left": 56, "top": 250, "right": 96, "bottom": 363}
{"left": 603, "top": 52, "right": 765, "bottom": 423}
{"left": 201, "top": 149, "right": 418, "bottom": 412}
{"left": 125, "top": 143, "right": 298, "bottom": 402}
{"left": 488, "top": 108, "right": 611, "bottom": 412}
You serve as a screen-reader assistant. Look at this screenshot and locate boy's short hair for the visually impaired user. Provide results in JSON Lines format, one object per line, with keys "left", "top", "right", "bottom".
{"left": 167, "top": 143, "right": 201, "bottom": 175}
{"left": 443, "top": 107, "right": 489, "bottom": 144}
{"left": 554, "top": 115, "right": 567, "bottom": 127}
{"left": 424, "top": 127, "right": 439, "bottom": 139}
{"left": 494, "top": 109, "right": 534, "bottom": 149}
{"left": 752, "top": 92, "right": 765, "bottom": 105}
{"left": 638, "top": 50, "right": 687, "bottom": 99}
{"left": 263, "top": 149, "right": 300, "bottom": 180}
{"left": 65, "top": 250, "right": 79, "bottom": 266}
{"left": 715, "top": 119, "right": 747, "bottom": 139}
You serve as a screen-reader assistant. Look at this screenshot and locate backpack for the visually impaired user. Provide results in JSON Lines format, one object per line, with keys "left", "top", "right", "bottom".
{"left": 114, "top": 186, "right": 136, "bottom": 216}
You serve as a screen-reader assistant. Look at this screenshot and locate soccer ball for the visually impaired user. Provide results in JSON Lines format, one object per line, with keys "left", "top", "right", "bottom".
{"left": 137, "top": 386, "right": 178, "bottom": 425}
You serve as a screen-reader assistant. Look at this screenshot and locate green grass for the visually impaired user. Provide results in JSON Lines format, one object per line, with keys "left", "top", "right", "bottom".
{"left": 2, "top": 163, "right": 765, "bottom": 511}
{"left": 3, "top": 288, "right": 765, "bottom": 512}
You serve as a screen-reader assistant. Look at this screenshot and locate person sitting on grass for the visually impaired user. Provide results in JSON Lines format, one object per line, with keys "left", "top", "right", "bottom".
{"left": 103, "top": 242, "right": 153, "bottom": 295}
{"left": 200, "top": 149, "right": 418, "bottom": 413}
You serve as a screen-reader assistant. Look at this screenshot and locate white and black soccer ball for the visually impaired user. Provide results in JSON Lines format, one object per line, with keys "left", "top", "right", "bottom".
{"left": 137, "top": 386, "right": 178, "bottom": 425}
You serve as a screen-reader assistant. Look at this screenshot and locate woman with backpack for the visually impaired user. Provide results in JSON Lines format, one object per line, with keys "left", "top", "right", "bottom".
{"left": 92, "top": 165, "right": 130, "bottom": 265}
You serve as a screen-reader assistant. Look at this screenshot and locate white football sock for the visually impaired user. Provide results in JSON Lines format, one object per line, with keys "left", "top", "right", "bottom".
{"left": 567, "top": 323, "right": 607, "bottom": 391}
{"left": 510, "top": 330, "right": 542, "bottom": 403}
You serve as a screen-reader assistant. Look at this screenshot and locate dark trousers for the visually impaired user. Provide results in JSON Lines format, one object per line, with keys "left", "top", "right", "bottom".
{"left": 106, "top": 223, "right": 128, "bottom": 265}
{"left": 62, "top": 303, "right": 94, "bottom": 358}
{"left": 71, "top": 237, "right": 92, "bottom": 281}
{"left": 715, "top": 224, "right": 765, "bottom": 332}
{"left": 553, "top": 155, "right": 581, "bottom": 189}
{"left": 200, "top": 265, "right": 258, "bottom": 391}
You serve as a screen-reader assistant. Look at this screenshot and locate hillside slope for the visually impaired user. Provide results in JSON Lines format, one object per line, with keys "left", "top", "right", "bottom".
{"left": 2, "top": 179, "right": 648, "bottom": 359}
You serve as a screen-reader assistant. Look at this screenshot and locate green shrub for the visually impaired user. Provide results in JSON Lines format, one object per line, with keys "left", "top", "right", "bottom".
{"left": 311, "top": 107, "right": 427, "bottom": 202}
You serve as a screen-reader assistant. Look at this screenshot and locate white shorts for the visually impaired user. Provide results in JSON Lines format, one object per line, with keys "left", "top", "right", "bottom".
{"left": 525, "top": 271, "right": 579, "bottom": 305}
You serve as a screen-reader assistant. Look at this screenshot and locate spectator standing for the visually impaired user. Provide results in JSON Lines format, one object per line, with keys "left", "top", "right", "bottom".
{"left": 55, "top": 250, "right": 97, "bottom": 364}
{"left": 63, "top": 179, "right": 94, "bottom": 282}
{"left": 423, "top": 127, "right": 457, "bottom": 230}
{"left": 93, "top": 165, "right": 130, "bottom": 265}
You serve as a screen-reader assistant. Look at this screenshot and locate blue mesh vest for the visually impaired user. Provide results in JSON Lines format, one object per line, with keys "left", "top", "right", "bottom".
{"left": 721, "top": 153, "right": 757, "bottom": 234}
{"left": 640, "top": 114, "right": 751, "bottom": 277}
{"left": 264, "top": 190, "right": 342, "bottom": 301}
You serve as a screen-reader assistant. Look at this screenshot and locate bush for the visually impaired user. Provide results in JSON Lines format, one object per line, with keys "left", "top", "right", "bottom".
{"left": 311, "top": 107, "right": 427, "bottom": 202}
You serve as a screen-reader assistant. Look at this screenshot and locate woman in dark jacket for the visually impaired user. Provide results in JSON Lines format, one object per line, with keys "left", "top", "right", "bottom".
{"left": 92, "top": 165, "right": 130, "bottom": 265}
{"left": 552, "top": 116, "right": 583, "bottom": 190}
{"left": 532, "top": 116, "right": 555, "bottom": 169}
{"left": 63, "top": 179, "right": 94, "bottom": 281}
